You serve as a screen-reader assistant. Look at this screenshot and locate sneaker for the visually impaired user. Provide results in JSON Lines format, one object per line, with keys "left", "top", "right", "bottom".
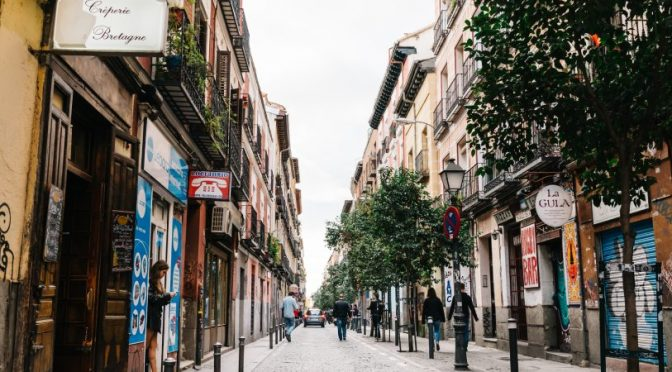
{"left": 287, "top": 334, "right": 291, "bottom": 342}
{"left": 436, "top": 343, "right": 440, "bottom": 351}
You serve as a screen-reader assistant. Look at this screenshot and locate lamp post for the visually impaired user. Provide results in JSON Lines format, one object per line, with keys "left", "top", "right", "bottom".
{"left": 439, "top": 160, "right": 468, "bottom": 370}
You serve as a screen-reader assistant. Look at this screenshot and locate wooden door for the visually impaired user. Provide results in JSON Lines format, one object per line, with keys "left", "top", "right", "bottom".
{"left": 96, "top": 130, "right": 137, "bottom": 371}
{"left": 509, "top": 229, "right": 527, "bottom": 340}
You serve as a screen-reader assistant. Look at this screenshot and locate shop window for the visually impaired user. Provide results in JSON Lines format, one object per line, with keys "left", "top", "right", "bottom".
{"left": 205, "top": 251, "right": 229, "bottom": 327}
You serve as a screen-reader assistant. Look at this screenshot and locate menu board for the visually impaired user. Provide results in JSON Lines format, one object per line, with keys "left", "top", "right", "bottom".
{"left": 112, "top": 211, "right": 135, "bottom": 272}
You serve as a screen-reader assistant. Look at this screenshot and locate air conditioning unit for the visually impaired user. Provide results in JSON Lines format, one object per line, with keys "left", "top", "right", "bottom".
{"left": 211, "top": 206, "right": 233, "bottom": 235}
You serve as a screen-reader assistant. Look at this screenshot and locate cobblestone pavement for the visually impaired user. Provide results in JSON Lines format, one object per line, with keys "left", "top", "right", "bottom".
{"left": 198, "top": 323, "right": 600, "bottom": 371}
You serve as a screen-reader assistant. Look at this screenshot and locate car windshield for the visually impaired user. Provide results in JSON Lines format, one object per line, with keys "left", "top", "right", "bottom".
{"left": 309, "top": 309, "right": 321, "bottom": 315}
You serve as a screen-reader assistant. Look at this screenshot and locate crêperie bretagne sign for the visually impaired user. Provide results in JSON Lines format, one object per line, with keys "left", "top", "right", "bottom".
{"left": 52, "top": 0, "right": 168, "bottom": 55}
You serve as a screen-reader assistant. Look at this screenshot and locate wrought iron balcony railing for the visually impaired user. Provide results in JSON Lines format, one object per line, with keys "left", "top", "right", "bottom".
{"left": 243, "top": 203, "right": 257, "bottom": 243}
{"left": 445, "top": 73, "right": 464, "bottom": 121}
{"left": 257, "top": 221, "right": 266, "bottom": 251}
{"left": 432, "top": 10, "right": 448, "bottom": 53}
{"left": 462, "top": 43, "right": 483, "bottom": 94}
{"left": 415, "top": 149, "right": 429, "bottom": 180}
{"left": 219, "top": 0, "right": 241, "bottom": 36}
{"left": 232, "top": 9, "right": 250, "bottom": 72}
{"left": 244, "top": 101, "right": 255, "bottom": 141}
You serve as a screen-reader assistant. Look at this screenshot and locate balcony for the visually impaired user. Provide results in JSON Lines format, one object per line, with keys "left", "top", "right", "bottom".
{"left": 244, "top": 100, "right": 254, "bottom": 142}
{"left": 433, "top": 99, "right": 450, "bottom": 140}
{"left": 254, "top": 130, "right": 262, "bottom": 165}
{"left": 227, "top": 118, "right": 242, "bottom": 195}
{"left": 219, "top": 0, "right": 241, "bottom": 36}
{"left": 281, "top": 250, "right": 291, "bottom": 278}
{"left": 432, "top": 1, "right": 465, "bottom": 54}
{"left": 512, "top": 127, "right": 562, "bottom": 179}
{"left": 241, "top": 203, "right": 257, "bottom": 249}
{"left": 233, "top": 154, "right": 249, "bottom": 202}
{"left": 461, "top": 163, "right": 492, "bottom": 215}
{"left": 482, "top": 162, "right": 519, "bottom": 199}
{"left": 257, "top": 221, "right": 266, "bottom": 252}
{"left": 462, "top": 43, "right": 483, "bottom": 97}
{"left": 155, "top": 11, "right": 227, "bottom": 163}
{"left": 232, "top": 9, "right": 251, "bottom": 72}
{"left": 415, "top": 149, "right": 429, "bottom": 181}
{"left": 445, "top": 73, "right": 464, "bottom": 122}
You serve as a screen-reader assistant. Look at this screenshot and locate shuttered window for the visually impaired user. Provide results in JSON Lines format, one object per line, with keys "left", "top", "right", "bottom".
{"left": 601, "top": 220, "right": 665, "bottom": 365}
{"left": 216, "top": 50, "right": 231, "bottom": 99}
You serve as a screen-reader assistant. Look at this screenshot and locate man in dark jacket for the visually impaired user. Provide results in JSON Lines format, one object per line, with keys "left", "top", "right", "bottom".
{"left": 447, "top": 282, "right": 479, "bottom": 348}
{"left": 367, "top": 293, "right": 384, "bottom": 339}
{"left": 422, "top": 287, "right": 446, "bottom": 350}
{"left": 333, "top": 293, "right": 351, "bottom": 341}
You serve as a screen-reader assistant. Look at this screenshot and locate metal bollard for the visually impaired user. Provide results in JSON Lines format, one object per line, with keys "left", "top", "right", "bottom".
{"left": 269, "top": 327, "right": 273, "bottom": 349}
{"left": 238, "top": 336, "right": 246, "bottom": 372}
{"left": 213, "top": 342, "right": 223, "bottom": 372}
{"left": 275, "top": 324, "right": 279, "bottom": 344}
{"left": 280, "top": 324, "right": 284, "bottom": 341}
{"left": 428, "top": 316, "right": 435, "bottom": 359}
{"left": 162, "top": 357, "right": 177, "bottom": 372}
{"left": 508, "top": 318, "right": 519, "bottom": 372}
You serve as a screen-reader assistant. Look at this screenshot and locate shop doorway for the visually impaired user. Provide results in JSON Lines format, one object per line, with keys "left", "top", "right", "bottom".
{"left": 550, "top": 240, "right": 571, "bottom": 351}
{"left": 483, "top": 238, "right": 497, "bottom": 338}
{"left": 509, "top": 230, "right": 528, "bottom": 340}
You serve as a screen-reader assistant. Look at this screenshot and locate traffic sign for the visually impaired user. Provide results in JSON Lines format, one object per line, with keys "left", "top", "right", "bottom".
{"left": 443, "top": 206, "right": 461, "bottom": 240}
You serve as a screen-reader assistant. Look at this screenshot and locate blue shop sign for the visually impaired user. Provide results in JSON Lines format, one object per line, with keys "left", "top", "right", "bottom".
{"left": 143, "top": 119, "right": 188, "bottom": 203}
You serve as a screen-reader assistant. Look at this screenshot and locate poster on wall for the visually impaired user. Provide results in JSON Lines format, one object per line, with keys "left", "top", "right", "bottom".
{"left": 562, "top": 221, "right": 582, "bottom": 304}
{"left": 143, "top": 119, "right": 188, "bottom": 203}
{"left": 111, "top": 211, "right": 135, "bottom": 272}
{"left": 521, "top": 224, "right": 540, "bottom": 288}
{"left": 44, "top": 185, "right": 65, "bottom": 262}
{"left": 129, "top": 177, "right": 152, "bottom": 346}
{"left": 188, "top": 171, "right": 231, "bottom": 200}
{"left": 167, "top": 217, "right": 182, "bottom": 353}
{"left": 444, "top": 267, "right": 453, "bottom": 307}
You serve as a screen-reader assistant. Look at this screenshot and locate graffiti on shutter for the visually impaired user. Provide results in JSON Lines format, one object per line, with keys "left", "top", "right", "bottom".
{"left": 601, "top": 220, "right": 664, "bottom": 364}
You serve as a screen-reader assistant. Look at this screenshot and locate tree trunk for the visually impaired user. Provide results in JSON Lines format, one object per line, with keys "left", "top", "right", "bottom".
{"left": 618, "top": 164, "right": 638, "bottom": 372}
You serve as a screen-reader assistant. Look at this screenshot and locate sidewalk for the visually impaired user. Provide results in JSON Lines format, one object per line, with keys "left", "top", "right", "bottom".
{"left": 193, "top": 330, "right": 286, "bottom": 372}
{"left": 352, "top": 328, "right": 599, "bottom": 372}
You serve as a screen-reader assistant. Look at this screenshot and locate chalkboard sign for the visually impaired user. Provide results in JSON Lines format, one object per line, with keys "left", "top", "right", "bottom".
{"left": 112, "top": 210, "right": 135, "bottom": 272}
{"left": 44, "top": 185, "right": 64, "bottom": 262}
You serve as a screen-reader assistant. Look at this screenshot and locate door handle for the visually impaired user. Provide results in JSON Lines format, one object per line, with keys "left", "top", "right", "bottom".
{"left": 86, "top": 288, "right": 93, "bottom": 311}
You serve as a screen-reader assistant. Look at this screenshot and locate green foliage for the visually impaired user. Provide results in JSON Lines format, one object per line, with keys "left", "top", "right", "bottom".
{"left": 323, "top": 168, "right": 475, "bottom": 295}
{"left": 268, "top": 236, "right": 282, "bottom": 265}
{"left": 203, "top": 106, "right": 227, "bottom": 153}
{"left": 312, "top": 260, "right": 357, "bottom": 310}
{"left": 166, "top": 11, "right": 207, "bottom": 92}
{"left": 465, "top": 1, "right": 671, "bottom": 208}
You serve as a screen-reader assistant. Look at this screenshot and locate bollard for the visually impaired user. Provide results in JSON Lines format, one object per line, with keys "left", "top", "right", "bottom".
{"left": 213, "top": 342, "right": 223, "bottom": 372}
{"left": 269, "top": 327, "right": 273, "bottom": 349}
{"left": 508, "top": 318, "right": 519, "bottom": 372}
{"left": 275, "top": 324, "right": 279, "bottom": 344}
{"left": 428, "top": 316, "right": 435, "bottom": 359}
{"left": 238, "top": 336, "right": 246, "bottom": 372}
{"left": 280, "top": 324, "right": 284, "bottom": 341}
{"left": 163, "top": 357, "right": 177, "bottom": 372}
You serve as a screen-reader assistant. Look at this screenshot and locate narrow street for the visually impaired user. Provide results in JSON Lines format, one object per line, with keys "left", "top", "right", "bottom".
{"left": 201, "top": 323, "right": 600, "bottom": 372}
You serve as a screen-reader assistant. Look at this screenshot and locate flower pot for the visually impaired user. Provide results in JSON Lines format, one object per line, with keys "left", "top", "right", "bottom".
{"left": 165, "top": 55, "right": 183, "bottom": 72}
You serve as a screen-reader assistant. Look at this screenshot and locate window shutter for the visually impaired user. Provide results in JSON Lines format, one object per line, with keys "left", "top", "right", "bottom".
{"left": 217, "top": 51, "right": 231, "bottom": 98}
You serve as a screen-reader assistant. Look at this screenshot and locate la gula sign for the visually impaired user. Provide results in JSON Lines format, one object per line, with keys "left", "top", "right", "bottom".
{"left": 535, "top": 185, "right": 574, "bottom": 227}
{"left": 52, "top": 0, "right": 168, "bottom": 55}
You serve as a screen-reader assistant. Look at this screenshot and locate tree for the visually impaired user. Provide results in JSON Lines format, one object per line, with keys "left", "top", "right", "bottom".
{"left": 466, "top": 2, "right": 672, "bottom": 370}
{"left": 312, "top": 260, "right": 356, "bottom": 310}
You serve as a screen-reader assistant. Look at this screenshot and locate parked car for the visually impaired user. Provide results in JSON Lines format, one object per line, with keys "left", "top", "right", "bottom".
{"left": 303, "top": 308, "right": 325, "bottom": 327}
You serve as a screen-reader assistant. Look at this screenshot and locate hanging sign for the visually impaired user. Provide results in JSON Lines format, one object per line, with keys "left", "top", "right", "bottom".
{"left": 535, "top": 185, "right": 574, "bottom": 227}
{"left": 167, "top": 217, "right": 182, "bottom": 353}
{"left": 52, "top": 0, "right": 169, "bottom": 55}
{"left": 143, "top": 119, "right": 188, "bottom": 203}
{"left": 443, "top": 206, "right": 461, "bottom": 240}
{"left": 494, "top": 208, "right": 514, "bottom": 225}
{"left": 188, "top": 171, "right": 231, "bottom": 201}
{"left": 521, "top": 224, "right": 539, "bottom": 288}
{"left": 129, "top": 177, "right": 152, "bottom": 345}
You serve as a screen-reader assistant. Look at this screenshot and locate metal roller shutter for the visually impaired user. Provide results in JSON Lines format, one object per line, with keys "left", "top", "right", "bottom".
{"left": 601, "top": 219, "right": 662, "bottom": 364}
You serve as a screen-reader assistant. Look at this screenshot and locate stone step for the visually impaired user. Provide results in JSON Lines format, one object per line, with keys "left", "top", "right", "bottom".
{"left": 546, "top": 350, "right": 573, "bottom": 364}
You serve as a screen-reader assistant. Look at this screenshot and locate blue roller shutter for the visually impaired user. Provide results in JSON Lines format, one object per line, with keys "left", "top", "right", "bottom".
{"left": 601, "top": 219, "right": 663, "bottom": 364}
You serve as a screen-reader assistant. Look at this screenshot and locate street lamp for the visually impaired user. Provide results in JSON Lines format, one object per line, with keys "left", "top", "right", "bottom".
{"left": 440, "top": 160, "right": 469, "bottom": 370}
{"left": 393, "top": 117, "right": 436, "bottom": 129}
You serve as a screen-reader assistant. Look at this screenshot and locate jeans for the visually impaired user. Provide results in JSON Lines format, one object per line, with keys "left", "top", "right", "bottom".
{"left": 284, "top": 317, "right": 295, "bottom": 336}
{"left": 336, "top": 317, "right": 348, "bottom": 340}
{"left": 371, "top": 317, "right": 381, "bottom": 338}
{"left": 429, "top": 321, "right": 442, "bottom": 343}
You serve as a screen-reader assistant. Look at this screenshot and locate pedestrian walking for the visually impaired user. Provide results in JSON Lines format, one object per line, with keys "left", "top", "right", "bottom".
{"left": 368, "top": 293, "right": 384, "bottom": 339}
{"left": 146, "top": 260, "right": 176, "bottom": 372}
{"left": 281, "top": 288, "right": 299, "bottom": 342}
{"left": 333, "top": 293, "right": 351, "bottom": 341}
{"left": 350, "top": 304, "right": 360, "bottom": 331}
{"left": 422, "top": 287, "right": 446, "bottom": 351}
{"left": 447, "top": 283, "right": 479, "bottom": 349}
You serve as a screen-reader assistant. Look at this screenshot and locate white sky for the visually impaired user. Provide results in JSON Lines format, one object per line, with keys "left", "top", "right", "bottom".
{"left": 244, "top": 0, "right": 434, "bottom": 297}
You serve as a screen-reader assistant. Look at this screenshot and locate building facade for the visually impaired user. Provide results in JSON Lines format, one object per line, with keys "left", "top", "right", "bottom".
{"left": 0, "top": 1, "right": 305, "bottom": 371}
